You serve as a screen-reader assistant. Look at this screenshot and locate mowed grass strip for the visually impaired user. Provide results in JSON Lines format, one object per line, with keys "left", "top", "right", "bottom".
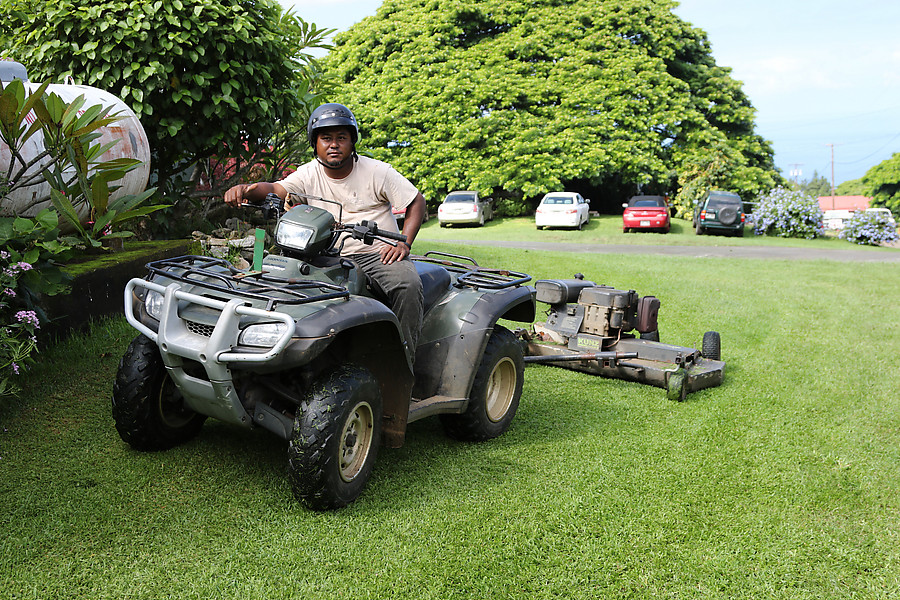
{"left": 0, "top": 245, "right": 898, "bottom": 599}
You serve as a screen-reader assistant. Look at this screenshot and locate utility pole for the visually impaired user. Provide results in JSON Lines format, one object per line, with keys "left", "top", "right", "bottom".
{"left": 826, "top": 144, "right": 835, "bottom": 210}
{"left": 788, "top": 164, "right": 803, "bottom": 185}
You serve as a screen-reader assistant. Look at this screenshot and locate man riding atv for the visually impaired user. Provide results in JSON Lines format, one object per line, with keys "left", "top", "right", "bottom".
{"left": 112, "top": 104, "right": 724, "bottom": 512}
{"left": 224, "top": 103, "right": 427, "bottom": 356}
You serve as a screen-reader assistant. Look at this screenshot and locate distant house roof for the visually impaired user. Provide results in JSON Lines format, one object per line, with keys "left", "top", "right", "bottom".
{"left": 817, "top": 195, "right": 871, "bottom": 211}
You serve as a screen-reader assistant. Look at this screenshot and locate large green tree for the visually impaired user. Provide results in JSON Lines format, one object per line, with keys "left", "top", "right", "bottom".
{"left": 861, "top": 152, "right": 900, "bottom": 216}
{"left": 324, "top": 0, "right": 779, "bottom": 213}
{"left": 1, "top": 0, "right": 330, "bottom": 193}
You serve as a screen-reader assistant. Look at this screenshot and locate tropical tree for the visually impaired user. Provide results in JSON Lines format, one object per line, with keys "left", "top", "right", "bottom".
{"left": 835, "top": 178, "right": 866, "bottom": 196}
{"left": 1, "top": 0, "right": 332, "bottom": 197}
{"left": 861, "top": 152, "right": 900, "bottom": 216}
{"left": 323, "top": 0, "right": 780, "bottom": 213}
{"left": 799, "top": 171, "right": 832, "bottom": 198}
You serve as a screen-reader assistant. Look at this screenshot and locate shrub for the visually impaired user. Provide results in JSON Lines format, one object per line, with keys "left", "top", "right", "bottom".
{"left": 4, "top": 0, "right": 331, "bottom": 194}
{"left": 839, "top": 210, "right": 899, "bottom": 246}
{"left": 752, "top": 187, "right": 825, "bottom": 239}
{"left": 0, "top": 252, "right": 41, "bottom": 398}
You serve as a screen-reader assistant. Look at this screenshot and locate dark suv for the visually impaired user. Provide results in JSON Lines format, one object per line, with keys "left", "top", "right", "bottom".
{"left": 693, "top": 191, "right": 745, "bottom": 236}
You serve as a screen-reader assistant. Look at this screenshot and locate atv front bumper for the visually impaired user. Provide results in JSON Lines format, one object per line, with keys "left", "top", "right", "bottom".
{"left": 125, "top": 278, "right": 297, "bottom": 427}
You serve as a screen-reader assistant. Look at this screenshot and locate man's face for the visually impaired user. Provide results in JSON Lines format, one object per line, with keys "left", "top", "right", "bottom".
{"left": 315, "top": 126, "right": 354, "bottom": 167}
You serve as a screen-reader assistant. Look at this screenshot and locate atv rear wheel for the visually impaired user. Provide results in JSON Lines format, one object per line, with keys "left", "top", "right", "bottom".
{"left": 440, "top": 326, "right": 524, "bottom": 441}
{"left": 288, "top": 365, "right": 382, "bottom": 510}
{"left": 112, "top": 334, "right": 206, "bottom": 451}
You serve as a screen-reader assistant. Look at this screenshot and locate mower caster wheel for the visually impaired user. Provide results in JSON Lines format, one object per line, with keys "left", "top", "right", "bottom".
{"left": 701, "top": 331, "right": 721, "bottom": 361}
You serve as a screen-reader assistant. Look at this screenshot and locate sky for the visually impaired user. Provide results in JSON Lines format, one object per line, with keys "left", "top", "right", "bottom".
{"left": 281, "top": 0, "right": 900, "bottom": 186}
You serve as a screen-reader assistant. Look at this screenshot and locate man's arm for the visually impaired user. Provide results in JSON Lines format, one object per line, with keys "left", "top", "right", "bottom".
{"left": 381, "top": 192, "right": 426, "bottom": 265}
{"left": 224, "top": 182, "right": 287, "bottom": 207}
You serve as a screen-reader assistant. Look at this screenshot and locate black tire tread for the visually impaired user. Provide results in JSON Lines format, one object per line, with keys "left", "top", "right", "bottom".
{"left": 111, "top": 334, "right": 206, "bottom": 451}
{"left": 701, "top": 331, "right": 722, "bottom": 361}
{"left": 288, "top": 365, "right": 382, "bottom": 510}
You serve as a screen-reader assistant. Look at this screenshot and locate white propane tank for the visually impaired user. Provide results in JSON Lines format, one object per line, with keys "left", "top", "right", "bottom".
{"left": 0, "top": 61, "right": 151, "bottom": 223}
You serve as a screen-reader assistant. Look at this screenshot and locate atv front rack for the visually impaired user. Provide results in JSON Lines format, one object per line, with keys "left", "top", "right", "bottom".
{"left": 145, "top": 255, "right": 350, "bottom": 310}
{"left": 414, "top": 251, "right": 531, "bottom": 290}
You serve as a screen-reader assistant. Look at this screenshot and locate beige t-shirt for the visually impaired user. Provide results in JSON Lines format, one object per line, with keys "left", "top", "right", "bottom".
{"left": 277, "top": 156, "right": 418, "bottom": 255}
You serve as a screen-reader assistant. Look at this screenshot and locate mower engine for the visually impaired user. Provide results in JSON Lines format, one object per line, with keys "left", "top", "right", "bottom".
{"left": 534, "top": 279, "right": 660, "bottom": 349}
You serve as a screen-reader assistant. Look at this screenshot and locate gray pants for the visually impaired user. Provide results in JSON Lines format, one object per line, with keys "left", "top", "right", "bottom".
{"left": 350, "top": 252, "right": 424, "bottom": 356}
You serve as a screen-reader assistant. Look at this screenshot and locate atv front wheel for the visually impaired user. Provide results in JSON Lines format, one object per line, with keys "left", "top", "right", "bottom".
{"left": 112, "top": 334, "right": 206, "bottom": 451}
{"left": 288, "top": 365, "right": 382, "bottom": 510}
{"left": 441, "top": 326, "right": 524, "bottom": 441}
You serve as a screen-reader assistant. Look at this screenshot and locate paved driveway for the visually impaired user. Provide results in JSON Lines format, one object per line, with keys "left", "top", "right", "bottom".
{"left": 429, "top": 240, "right": 900, "bottom": 262}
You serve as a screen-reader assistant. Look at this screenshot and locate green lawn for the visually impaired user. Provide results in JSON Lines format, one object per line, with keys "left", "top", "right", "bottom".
{"left": 419, "top": 214, "right": 899, "bottom": 252}
{"left": 1, "top": 243, "right": 899, "bottom": 598}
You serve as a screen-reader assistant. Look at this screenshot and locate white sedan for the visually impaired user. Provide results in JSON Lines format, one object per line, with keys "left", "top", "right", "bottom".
{"left": 535, "top": 192, "right": 590, "bottom": 230}
{"left": 437, "top": 191, "right": 494, "bottom": 227}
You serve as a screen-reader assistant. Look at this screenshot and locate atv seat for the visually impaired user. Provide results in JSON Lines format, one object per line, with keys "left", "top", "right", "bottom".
{"left": 415, "top": 261, "right": 452, "bottom": 311}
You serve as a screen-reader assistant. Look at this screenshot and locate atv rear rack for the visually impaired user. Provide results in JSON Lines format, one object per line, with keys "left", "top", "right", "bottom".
{"left": 414, "top": 251, "right": 531, "bottom": 290}
{"left": 145, "top": 255, "right": 350, "bottom": 310}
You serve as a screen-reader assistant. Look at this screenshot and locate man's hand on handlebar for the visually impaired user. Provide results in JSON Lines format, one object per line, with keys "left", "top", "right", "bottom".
{"left": 224, "top": 183, "right": 257, "bottom": 207}
{"left": 224, "top": 182, "right": 287, "bottom": 208}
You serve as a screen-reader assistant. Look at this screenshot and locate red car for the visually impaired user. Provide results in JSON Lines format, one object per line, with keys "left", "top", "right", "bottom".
{"left": 622, "top": 195, "right": 670, "bottom": 233}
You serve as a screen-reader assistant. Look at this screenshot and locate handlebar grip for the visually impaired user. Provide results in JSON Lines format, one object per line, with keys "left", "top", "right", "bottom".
{"left": 359, "top": 220, "right": 407, "bottom": 244}
{"left": 378, "top": 229, "right": 407, "bottom": 243}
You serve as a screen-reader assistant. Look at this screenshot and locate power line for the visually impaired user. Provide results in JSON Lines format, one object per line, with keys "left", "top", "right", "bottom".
{"left": 835, "top": 132, "right": 900, "bottom": 165}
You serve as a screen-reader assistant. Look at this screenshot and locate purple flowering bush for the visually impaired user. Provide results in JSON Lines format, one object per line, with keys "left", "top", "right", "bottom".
{"left": 751, "top": 187, "right": 825, "bottom": 239}
{"left": 839, "top": 210, "right": 900, "bottom": 246}
{"left": 0, "top": 252, "right": 40, "bottom": 397}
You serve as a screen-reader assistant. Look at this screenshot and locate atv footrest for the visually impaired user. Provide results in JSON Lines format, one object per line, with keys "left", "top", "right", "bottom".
{"left": 408, "top": 395, "right": 467, "bottom": 423}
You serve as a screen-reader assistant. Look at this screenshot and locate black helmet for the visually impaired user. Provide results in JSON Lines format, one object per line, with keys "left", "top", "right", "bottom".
{"left": 307, "top": 103, "right": 359, "bottom": 148}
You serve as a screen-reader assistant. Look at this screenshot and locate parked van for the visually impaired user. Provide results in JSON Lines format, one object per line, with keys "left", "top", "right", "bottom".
{"left": 822, "top": 210, "right": 854, "bottom": 230}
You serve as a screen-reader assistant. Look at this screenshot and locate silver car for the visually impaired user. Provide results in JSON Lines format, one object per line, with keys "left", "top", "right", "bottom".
{"left": 437, "top": 191, "right": 494, "bottom": 227}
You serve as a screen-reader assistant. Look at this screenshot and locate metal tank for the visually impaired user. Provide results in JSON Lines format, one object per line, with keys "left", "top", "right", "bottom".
{"left": 0, "top": 61, "right": 151, "bottom": 222}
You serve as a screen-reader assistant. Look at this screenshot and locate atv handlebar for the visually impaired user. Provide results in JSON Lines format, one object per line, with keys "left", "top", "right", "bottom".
{"left": 339, "top": 220, "right": 407, "bottom": 247}
{"left": 240, "top": 193, "right": 286, "bottom": 220}
{"left": 245, "top": 194, "right": 407, "bottom": 248}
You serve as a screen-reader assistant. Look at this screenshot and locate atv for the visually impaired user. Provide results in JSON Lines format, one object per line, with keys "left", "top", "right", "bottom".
{"left": 112, "top": 194, "right": 535, "bottom": 510}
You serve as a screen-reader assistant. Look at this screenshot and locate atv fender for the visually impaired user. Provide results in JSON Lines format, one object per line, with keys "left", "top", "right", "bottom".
{"left": 291, "top": 298, "right": 415, "bottom": 447}
{"left": 413, "top": 285, "right": 534, "bottom": 401}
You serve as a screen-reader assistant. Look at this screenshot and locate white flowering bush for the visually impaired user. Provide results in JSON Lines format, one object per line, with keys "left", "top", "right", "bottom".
{"left": 839, "top": 210, "right": 899, "bottom": 246}
{"left": 0, "top": 252, "right": 40, "bottom": 398}
{"left": 751, "top": 187, "right": 825, "bottom": 239}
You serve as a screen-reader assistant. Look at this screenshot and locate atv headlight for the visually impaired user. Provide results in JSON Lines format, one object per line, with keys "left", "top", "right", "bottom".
{"left": 145, "top": 289, "right": 164, "bottom": 320}
{"left": 239, "top": 322, "right": 289, "bottom": 348}
{"left": 275, "top": 221, "right": 316, "bottom": 252}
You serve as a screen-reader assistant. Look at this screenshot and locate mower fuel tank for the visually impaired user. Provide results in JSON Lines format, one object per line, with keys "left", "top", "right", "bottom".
{"left": 534, "top": 279, "right": 595, "bottom": 305}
